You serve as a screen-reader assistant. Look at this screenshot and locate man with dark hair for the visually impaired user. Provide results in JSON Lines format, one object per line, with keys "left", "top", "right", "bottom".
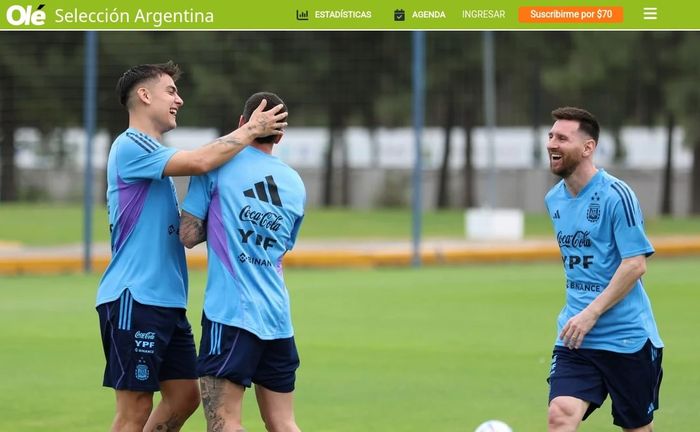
{"left": 544, "top": 107, "right": 663, "bottom": 432}
{"left": 180, "top": 91, "right": 305, "bottom": 432}
{"left": 96, "top": 63, "right": 288, "bottom": 432}
{"left": 550, "top": 106, "right": 600, "bottom": 143}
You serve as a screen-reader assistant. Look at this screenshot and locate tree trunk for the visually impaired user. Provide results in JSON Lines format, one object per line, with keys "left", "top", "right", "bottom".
{"left": 322, "top": 129, "right": 335, "bottom": 207}
{"left": 660, "top": 112, "right": 674, "bottom": 216}
{"left": 612, "top": 124, "right": 626, "bottom": 164}
{"left": 691, "top": 141, "right": 700, "bottom": 214}
{"left": 340, "top": 132, "right": 350, "bottom": 207}
{"left": 363, "top": 105, "right": 379, "bottom": 169}
{"left": 437, "top": 90, "right": 454, "bottom": 208}
{"left": 0, "top": 67, "right": 18, "bottom": 202}
{"left": 462, "top": 106, "right": 476, "bottom": 208}
{"left": 530, "top": 60, "right": 542, "bottom": 166}
{"left": 323, "top": 103, "right": 345, "bottom": 207}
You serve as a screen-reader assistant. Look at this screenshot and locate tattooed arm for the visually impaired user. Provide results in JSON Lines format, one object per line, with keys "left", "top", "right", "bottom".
{"left": 180, "top": 211, "right": 206, "bottom": 249}
{"left": 163, "top": 99, "right": 287, "bottom": 177}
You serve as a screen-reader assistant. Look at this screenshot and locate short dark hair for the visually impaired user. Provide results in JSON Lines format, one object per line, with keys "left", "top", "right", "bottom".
{"left": 551, "top": 106, "right": 599, "bottom": 142}
{"left": 116, "top": 60, "right": 181, "bottom": 108}
{"left": 243, "top": 92, "right": 287, "bottom": 144}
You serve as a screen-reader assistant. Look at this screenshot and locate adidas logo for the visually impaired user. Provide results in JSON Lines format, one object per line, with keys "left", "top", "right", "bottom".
{"left": 243, "top": 176, "right": 283, "bottom": 207}
{"left": 553, "top": 210, "right": 560, "bottom": 219}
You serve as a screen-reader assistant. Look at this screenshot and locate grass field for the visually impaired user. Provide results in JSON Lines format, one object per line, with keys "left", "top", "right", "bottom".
{"left": 0, "top": 258, "right": 698, "bottom": 431}
{"left": 1, "top": 203, "right": 699, "bottom": 245}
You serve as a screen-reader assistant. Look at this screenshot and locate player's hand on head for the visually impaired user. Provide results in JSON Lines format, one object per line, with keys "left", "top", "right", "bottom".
{"left": 248, "top": 99, "right": 288, "bottom": 138}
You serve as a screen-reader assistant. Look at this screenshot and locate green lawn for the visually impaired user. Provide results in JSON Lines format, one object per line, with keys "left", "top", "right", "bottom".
{"left": 0, "top": 258, "right": 696, "bottom": 431}
{"left": 1, "top": 203, "right": 699, "bottom": 245}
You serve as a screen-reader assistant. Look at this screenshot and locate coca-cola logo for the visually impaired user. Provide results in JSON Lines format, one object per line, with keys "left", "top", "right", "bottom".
{"left": 239, "top": 205, "right": 282, "bottom": 231}
{"left": 557, "top": 231, "right": 592, "bottom": 248}
{"left": 135, "top": 331, "right": 156, "bottom": 340}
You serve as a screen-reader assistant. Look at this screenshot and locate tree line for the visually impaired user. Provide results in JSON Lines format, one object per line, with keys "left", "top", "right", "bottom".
{"left": 0, "top": 31, "right": 698, "bottom": 213}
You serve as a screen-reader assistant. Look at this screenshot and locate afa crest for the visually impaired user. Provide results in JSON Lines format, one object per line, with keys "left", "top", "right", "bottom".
{"left": 587, "top": 203, "right": 600, "bottom": 222}
{"left": 135, "top": 364, "right": 150, "bottom": 381}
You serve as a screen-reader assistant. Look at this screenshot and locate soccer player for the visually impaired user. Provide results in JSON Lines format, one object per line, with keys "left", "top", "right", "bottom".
{"left": 179, "top": 91, "right": 305, "bottom": 432}
{"left": 544, "top": 107, "right": 663, "bottom": 432}
{"left": 96, "top": 61, "right": 287, "bottom": 432}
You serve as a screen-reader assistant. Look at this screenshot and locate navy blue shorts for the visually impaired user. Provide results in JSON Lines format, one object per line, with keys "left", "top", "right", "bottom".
{"left": 197, "top": 314, "right": 300, "bottom": 393}
{"left": 548, "top": 339, "right": 663, "bottom": 429}
{"left": 97, "top": 290, "right": 197, "bottom": 392}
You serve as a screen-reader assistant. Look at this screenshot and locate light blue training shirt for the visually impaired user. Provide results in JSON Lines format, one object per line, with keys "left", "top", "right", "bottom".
{"left": 183, "top": 146, "right": 306, "bottom": 340}
{"left": 545, "top": 169, "right": 663, "bottom": 353}
{"left": 96, "top": 128, "right": 188, "bottom": 308}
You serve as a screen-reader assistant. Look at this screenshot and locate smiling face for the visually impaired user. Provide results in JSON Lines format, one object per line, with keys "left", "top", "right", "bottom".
{"left": 138, "top": 73, "right": 183, "bottom": 134}
{"left": 547, "top": 119, "right": 594, "bottom": 179}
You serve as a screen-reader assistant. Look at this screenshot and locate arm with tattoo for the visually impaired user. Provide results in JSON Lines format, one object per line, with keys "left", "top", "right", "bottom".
{"left": 180, "top": 211, "right": 207, "bottom": 248}
{"left": 163, "top": 100, "right": 287, "bottom": 177}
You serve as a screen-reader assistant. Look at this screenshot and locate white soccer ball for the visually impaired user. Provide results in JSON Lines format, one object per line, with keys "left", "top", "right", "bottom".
{"left": 474, "top": 419, "right": 513, "bottom": 432}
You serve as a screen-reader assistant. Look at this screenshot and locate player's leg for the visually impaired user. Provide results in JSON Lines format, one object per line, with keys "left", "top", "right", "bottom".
{"left": 547, "top": 347, "right": 605, "bottom": 432}
{"left": 622, "top": 423, "right": 653, "bottom": 432}
{"left": 601, "top": 340, "right": 663, "bottom": 432}
{"left": 144, "top": 379, "right": 200, "bottom": 431}
{"left": 144, "top": 310, "right": 200, "bottom": 430}
{"left": 112, "top": 389, "right": 153, "bottom": 432}
{"left": 548, "top": 396, "right": 589, "bottom": 432}
{"left": 200, "top": 375, "right": 247, "bottom": 431}
{"left": 253, "top": 336, "right": 301, "bottom": 432}
{"left": 197, "top": 316, "right": 264, "bottom": 431}
{"left": 255, "top": 385, "right": 300, "bottom": 432}
{"left": 98, "top": 292, "right": 162, "bottom": 431}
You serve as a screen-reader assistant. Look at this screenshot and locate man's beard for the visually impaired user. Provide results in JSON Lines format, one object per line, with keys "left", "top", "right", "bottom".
{"left": 550, "top": 156, "right": 578, "bottom": 179}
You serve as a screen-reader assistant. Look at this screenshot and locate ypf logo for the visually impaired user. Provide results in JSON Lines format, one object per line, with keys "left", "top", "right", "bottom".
{"left": 6, "top": 4, "right": 46, "bottom": 26}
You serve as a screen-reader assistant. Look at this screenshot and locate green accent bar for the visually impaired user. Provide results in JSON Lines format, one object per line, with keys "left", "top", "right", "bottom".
{"left": 0, "top": 0, "right": 692, "bottom": 30}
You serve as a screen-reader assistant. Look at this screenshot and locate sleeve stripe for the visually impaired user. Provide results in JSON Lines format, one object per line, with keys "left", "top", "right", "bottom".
{"left": 611, "top": 182, "right": 635, "bottom": 227}
{"left": 617, "top": 182, "right": 638, "bottom": 227}
{"left": 126, "top": 132, "right": 159, "bottom": 153}
{"left": 132, "top": 132, "right": 159, "bottom": 151}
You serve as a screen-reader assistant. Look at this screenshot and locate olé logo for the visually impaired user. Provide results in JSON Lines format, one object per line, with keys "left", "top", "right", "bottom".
{"left": 6, "top": 4, "right": 46, "bottom": 26}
